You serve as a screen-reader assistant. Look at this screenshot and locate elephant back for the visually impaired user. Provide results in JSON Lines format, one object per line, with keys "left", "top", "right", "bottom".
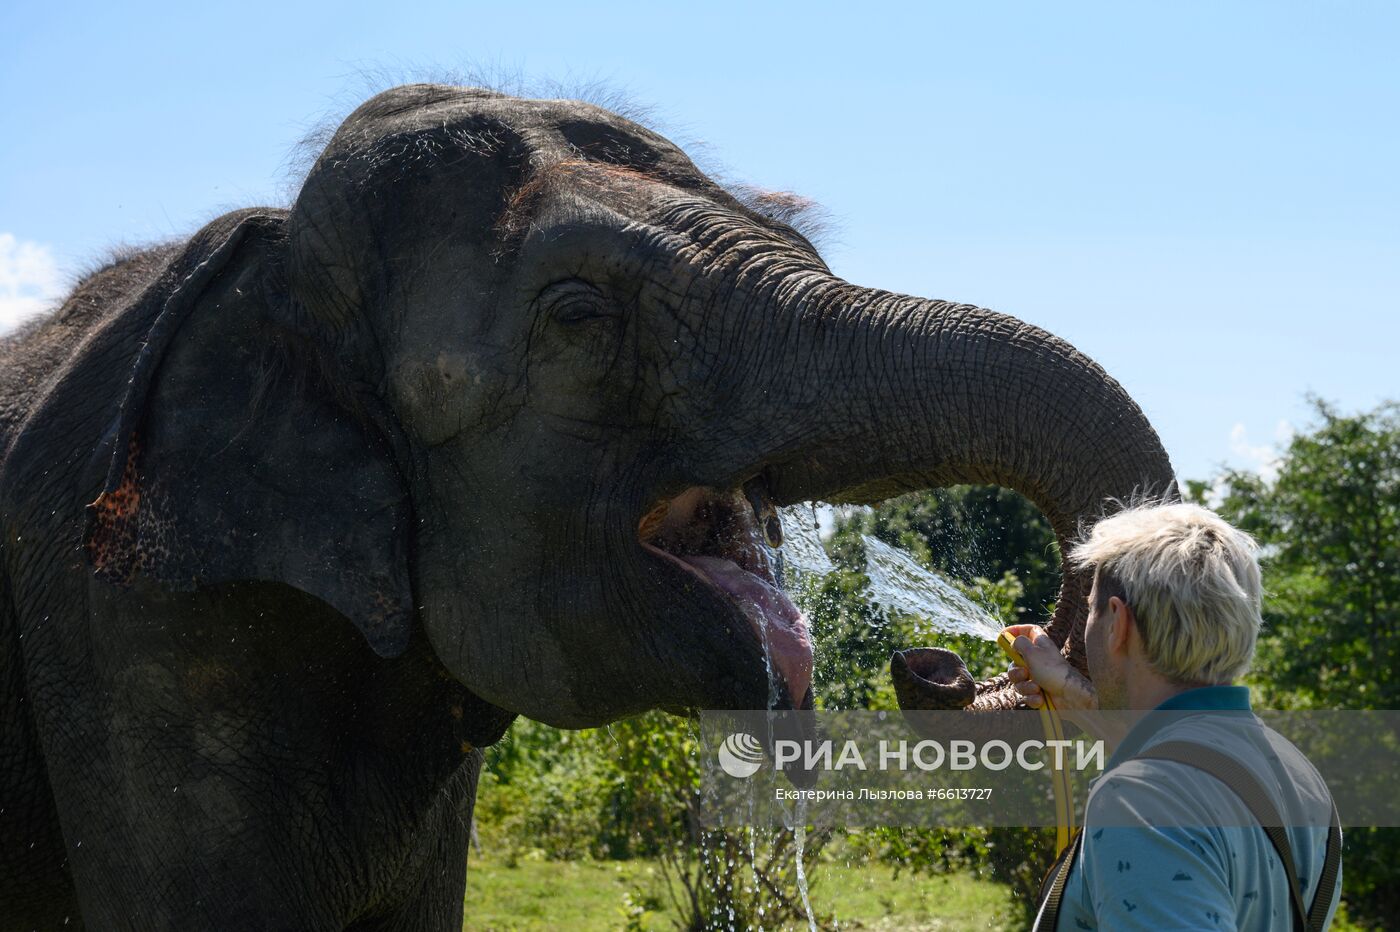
{"left": 0, "top": 243, "right": 176, "bottom": 456}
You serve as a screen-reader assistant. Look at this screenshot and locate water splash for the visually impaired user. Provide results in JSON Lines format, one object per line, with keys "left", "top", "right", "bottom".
{"left": 778, "top": 504, "right": 835, "bottom": 576}
{"left": 781, "top": 503, "right": 1002, "bottom": 641}
{"left": 781, "top": 507, "right": 841, "bottom": 931}
{"left": 793, "top": 799, "right": 817, "bottom": 932}
{"left": 860, "top": 535, "right": 1002, "bottom": 640}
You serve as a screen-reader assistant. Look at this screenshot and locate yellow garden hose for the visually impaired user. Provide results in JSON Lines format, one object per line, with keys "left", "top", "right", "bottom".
{"left": 998, "top": 631, "right": 1077, "bottom": 857}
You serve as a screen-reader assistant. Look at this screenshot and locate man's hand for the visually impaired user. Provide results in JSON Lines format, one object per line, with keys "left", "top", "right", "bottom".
{"left": 1002, "top": 624, "right": 1098, "bottom": 714}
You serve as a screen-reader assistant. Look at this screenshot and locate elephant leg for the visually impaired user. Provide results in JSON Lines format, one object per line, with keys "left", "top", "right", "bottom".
{"left": 32, "top": 689, "right": 348, "bottom": 928}
{"left": 1, "top": 604, "right": 83, "bottom": 931}
{"left": 0, "top": 744, "right": 82, "bottom": 932}
{"left": 346, "top": 763, "right": 480, "bottom": 932}
{"left": 41, "top": 724, "right": 480, "bottom": 931}
{"left": 21, "top": 578, "right": 488, "bottom": 929}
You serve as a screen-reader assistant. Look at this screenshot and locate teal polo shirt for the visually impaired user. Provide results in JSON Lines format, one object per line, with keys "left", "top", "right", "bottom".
{"left": 1055, "top": 686, "right": 1340, "bottom": 930}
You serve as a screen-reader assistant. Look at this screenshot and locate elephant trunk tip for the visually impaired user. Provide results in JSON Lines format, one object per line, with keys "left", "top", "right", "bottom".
{"left": 890, "top": 647, "right": 976, "bottom": 711}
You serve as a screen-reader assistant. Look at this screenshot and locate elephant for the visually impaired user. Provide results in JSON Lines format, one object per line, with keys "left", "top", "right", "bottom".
{"left": 0, "top": 83, "right": 1174, "bottom": 930}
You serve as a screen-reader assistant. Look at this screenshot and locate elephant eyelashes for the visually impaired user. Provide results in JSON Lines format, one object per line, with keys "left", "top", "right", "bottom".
{"left": 540, "top": 278, "right": 619, "bottom": 326}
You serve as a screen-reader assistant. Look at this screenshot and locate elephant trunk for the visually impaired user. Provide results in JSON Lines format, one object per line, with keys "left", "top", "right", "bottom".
{"left": 742, "top": 276, "right": 1176, "bottom": 709}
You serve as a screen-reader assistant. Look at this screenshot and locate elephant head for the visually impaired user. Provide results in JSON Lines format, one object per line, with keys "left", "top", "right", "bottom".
{"left": 83, "top": 84, "right": 1173, "bottom": 729}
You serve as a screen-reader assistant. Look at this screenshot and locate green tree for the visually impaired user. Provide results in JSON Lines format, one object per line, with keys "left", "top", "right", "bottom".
{"left": 1198, "top": 398, "right": 1400, "bottom": 927}
{"left": 1201, "top": 399, "right": 1399, "bottom": 709}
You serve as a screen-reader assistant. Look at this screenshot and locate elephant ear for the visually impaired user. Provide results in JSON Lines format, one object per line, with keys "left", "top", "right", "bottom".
{"left": 84, "top": 211, "right": 414, "bottom": 658}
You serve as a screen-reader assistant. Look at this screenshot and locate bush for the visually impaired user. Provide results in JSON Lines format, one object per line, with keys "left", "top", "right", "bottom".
{"left": 1198, "top": 399, "right": 1400, "bottom": 926}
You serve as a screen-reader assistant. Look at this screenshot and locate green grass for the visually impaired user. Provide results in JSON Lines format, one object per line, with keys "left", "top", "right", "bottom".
{"left": 463, "top": 855, "right": 1018, "bottom": 931}
{"left": 464, "top": 857, "right": 662, "bottom": 931}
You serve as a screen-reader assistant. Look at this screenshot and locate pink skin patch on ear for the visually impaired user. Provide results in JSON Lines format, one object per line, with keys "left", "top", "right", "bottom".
{"left": 87, "top": 436, "right": 144, "bottom": 582}
{"left": 85, "top": 434, "right": 175, "bottom": 586}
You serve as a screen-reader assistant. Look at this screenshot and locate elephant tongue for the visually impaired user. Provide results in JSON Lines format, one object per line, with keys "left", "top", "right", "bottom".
{"left": 679, "top": 555, "right": 813, "bottom": 708}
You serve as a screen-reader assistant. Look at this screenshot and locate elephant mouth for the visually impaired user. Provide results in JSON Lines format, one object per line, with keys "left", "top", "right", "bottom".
{"left": 638, "top": 483, "right": 814, "bottom": 709}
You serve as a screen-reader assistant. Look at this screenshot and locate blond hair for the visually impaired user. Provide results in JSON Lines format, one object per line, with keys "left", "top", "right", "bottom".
{"left": 1069, "top": 503, "right": 1263, "bottom": 685}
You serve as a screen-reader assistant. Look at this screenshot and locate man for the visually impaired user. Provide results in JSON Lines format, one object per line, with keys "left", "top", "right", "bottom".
{"left": 1006, "top": 502, "right": 1340, "bottom": 930}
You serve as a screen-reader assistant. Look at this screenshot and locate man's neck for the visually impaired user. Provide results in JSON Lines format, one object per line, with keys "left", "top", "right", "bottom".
{"left": 1126, "top": 675, "right": 1200, "bottom": 714}
{"left": 1086, "top": 675, "right": 1212, "bottom": 755}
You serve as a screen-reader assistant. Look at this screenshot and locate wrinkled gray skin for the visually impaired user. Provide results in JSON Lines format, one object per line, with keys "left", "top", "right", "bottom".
{"left": 0, "top": 85, "right": 1173, "bottom": 929}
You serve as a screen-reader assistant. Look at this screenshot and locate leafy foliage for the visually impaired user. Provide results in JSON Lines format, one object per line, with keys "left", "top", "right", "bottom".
{"left": 1193, "top": 399, "right": 1400, "bottom": 926}
{"left": 479, "top": 713, "right": 835, "bottom": 929}
{"left": 1198, "top": 399, "right": 1400, "bottom": 709}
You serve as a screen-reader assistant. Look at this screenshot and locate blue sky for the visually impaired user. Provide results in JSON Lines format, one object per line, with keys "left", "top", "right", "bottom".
{"left": 3, "top": 1, "right": 1395, "bottom": 482}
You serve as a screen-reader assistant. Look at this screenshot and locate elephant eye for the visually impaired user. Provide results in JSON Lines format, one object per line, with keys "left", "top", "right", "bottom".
{"left": 540, "top": 278, "right": 618, "bottom": 326}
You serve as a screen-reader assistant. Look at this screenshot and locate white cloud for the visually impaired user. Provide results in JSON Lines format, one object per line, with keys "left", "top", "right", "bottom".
{"left": 1227, "top": 419, "right": 1294, "bottom": 484}
{"left": 0, "top": 233, "right": 64, "bottom": 334}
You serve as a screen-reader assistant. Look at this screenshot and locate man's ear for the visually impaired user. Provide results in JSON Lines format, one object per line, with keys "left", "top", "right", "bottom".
{"left": 84, "top": 211, "right": 414, "bottom": 657}
{"left": 1106, "top": 596, "right": 1135, "bottom": 657}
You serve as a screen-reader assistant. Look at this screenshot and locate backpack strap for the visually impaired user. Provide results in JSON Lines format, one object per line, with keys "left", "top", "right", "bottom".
{"left": 1137, "top": 740, "right": 1342, "bottom": 932}
{"left": 1031, "top": 827, "right": 1083, "bottom": 932}
{"left": 1310, "top": 808, "right": 1343, "bottom": 931}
